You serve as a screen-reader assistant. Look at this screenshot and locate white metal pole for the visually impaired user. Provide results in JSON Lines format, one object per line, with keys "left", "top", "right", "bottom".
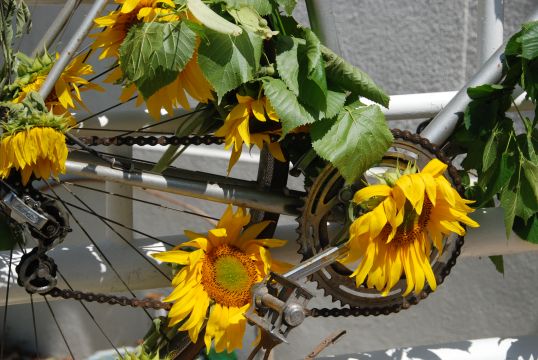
{"left": 477, "top": 0, "right": 504, "bottom": 64}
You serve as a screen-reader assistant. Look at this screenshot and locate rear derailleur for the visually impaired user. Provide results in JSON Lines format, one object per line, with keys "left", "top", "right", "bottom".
{"left": 0, "top": 177, "right": 70, "bottom": 294}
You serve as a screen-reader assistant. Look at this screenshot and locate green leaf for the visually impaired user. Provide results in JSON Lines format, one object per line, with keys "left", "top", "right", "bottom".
{"left": 262, "top": 77, "right": 316, "bottom": 135}
{"left": 275, "top": 0, "right": 297, "bottom": 15}
{"left": 119, "top": 21, "right": 197, "bottom": 99}
{"left": 275, "top": 35, "right": 301, "bottom": 95}
{"left": 297, "top": 29, "right": 327, "bottom": 111}
{"left": 488, "top": 255, "right": 504, "bottom": 275}
{"left": 522, "top": 59, "right": 538, "bottom": 101}
{"left": 15, "top": 1, "right": 31, "bottom": 38}
{"left": 522, "top": 158, "right": 538, "bottom": 201}
{"left": 521, "top": 21, "right": 538, "bottom": 60}
{"left": 514, "top": 214, "right": 538, "bottom": 243}
{"left": 322, "top": 46, "right": 389, "bottom": 108}
{"left": 198, "top": 28, "right": 262, "bottom": 100}
{"left": 500, "top": 186, "right": 518, "bottom": 239}
{"left": 222, "top": 0, "right": 272, "bottom": 15}
{"left": 482, "top": 129, "right": 499, "bottom": 173}
{"left": 479, "top": 151, "right": 516, "bottom": 205}
{"left": 188, "top": 0, "right": 242, "bottom": 35}
{"left": 324, "top": 87, "right": 347, "bottom": 119}
{"left": 311, "top": 103, "right": 393, "bottom": 184}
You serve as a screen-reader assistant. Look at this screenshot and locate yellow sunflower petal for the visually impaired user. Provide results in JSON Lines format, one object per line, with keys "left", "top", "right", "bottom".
{"left": 353, "top": 184, "right": 392, "bottom": 204}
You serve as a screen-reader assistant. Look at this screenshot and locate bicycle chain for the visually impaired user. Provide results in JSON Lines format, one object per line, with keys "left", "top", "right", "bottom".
{"left": 46, "top": 287, "right": 172, "bottom": 310}
{"left": 57, "top": 129, "right": 462, "bottom": 317}
{"left": 71, "top": 133, "right": 308, "bottom": 147}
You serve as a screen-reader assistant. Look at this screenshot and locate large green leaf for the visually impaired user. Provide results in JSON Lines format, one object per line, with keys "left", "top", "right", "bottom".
{"left": 482, "top": 128, "right": 499, "bottom": 172}
{"left": 275, "top": 35, "right": 301, "bottom": 95}
{"left": 514, "top": 214, "right": 538, "bottom": 243}
{"left": 479, "top": 151, "right": 516, "bottom": 206}
{"left": 322, "top": 46, "right": 389, "bottom": 108}
{"left": 311, "top": 103, "right": 393, "bottom": 184}
{"left": 262, "top": 77, "right": 317, "bottom": 135}
{"left": 297, "top": 29, "right": 327, "bottom": 111}
{"left": 501, "top": 186, "right": 518, "bottom": 239}
{"left": 119, "top": 21, "right": 197, "bottom": 99}
{"left": 521, "top": 21, "right": 538, "bottom": 60}
{"left": 522, "top": 158, "right": 538, "bottom": 201}
{"left": 198, "top": 28, "right": 262, "bottom": 100}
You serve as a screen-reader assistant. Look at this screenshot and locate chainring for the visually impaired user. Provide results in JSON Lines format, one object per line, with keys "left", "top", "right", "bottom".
{"left": 297, "top": 130, "right": 465, "bottom": 315}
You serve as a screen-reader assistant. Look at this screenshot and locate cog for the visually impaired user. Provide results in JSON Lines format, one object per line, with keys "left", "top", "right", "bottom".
{"left": 296, "top": 130, "right": 465, "bottom": 314}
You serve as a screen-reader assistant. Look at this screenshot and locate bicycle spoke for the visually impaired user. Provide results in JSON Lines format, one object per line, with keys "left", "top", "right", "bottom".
{"left": 29, "top": 294, "right": 39, "bottom": 357}
{"left": 43, "top": 296, "right": 75, "bottom": 359}
{"left": 56, "top": 182, "right": 172, "bottom": 281}
{"left": 87, "top": 64, "right": 119, "bottom": 82}
{"left": 75, "top": 96, "right": 137, "bottom": 125}
{"left": 74, "top": 127, "right": 174, "bottom": 135}
{"left": 112, "top": 106, "right": 211, "bottom": 138}
{"left": 43, "top": 192, "right": 176, "bottom": 247}
{"left": 41, "top": 184, "right": 155, "bottom": 321}
{"left": 0, "top": 249, "right": 13, "bottom": 359}
{"left": 57, "top": 270, "right": 123, "bottom": 359}
{"left": 67, "top": 182, "right": 218, "bottom": 223}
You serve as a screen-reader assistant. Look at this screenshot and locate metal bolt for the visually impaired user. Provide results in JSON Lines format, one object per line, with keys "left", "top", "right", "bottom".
{"left": 283, "top": 303, "right": 305, "bottom": 327}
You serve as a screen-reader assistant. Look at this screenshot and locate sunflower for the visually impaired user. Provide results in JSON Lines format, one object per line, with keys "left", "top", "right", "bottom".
{"left": 92, "top": 0, "right": 213, "bottom": 119}
{"left": 340, "top": 158, "right": 479, "bottom": 296}
{"left": 152, "top": 206, "right": 289, "bottom": 353}
{"left": 0, "top": 127, "right": 68, "bottom": 185}
{"left": 12, "top": 53, "right": 103, "bottom": 117}
{"left": 214, "top": 94, "right": 285, "bottom": 173}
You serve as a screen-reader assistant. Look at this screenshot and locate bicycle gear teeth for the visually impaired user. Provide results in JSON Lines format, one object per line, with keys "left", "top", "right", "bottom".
{"left": 297, "top": 129, "right": 466, "bottom": 317}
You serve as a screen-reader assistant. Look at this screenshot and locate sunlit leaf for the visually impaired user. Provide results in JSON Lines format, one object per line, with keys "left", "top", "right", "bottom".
{"left": 119, "top": 21, "right": 197, "bottom": 99}
{"left": 311, "top": 103, "right": 393, "bottom": 184}
{"left": 198, "top": 28, "right": 262, "bottom": 100}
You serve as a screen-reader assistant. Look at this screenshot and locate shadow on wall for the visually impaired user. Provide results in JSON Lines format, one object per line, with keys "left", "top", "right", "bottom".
{"left": 317, "top": 336, "right": 538, "bottom": 360}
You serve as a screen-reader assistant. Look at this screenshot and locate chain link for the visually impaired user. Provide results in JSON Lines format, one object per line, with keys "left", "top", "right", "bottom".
{"left": 46, "top": 287, "right": 172, "bottom": 310}
{"left": 71, "top": 133, "right": 308, "bottom": 147}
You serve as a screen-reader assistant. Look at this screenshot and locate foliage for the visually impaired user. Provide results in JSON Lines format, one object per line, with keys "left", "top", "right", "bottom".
{"left": 0, "top": 0, "right": 31, "bottom": 98}
{"left": 0, "top": 92, "right": 70, "bottom": 135}
{"left": 113, "top": 1, "right": 391, "bottom": 182}
{"left": 452, "top": 20, "right": 538, "bottom": 243}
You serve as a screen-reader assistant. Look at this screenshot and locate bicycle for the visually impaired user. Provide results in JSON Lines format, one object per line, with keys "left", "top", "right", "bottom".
{"left": 1, "top": 1, "right": 537, "bottom": 359}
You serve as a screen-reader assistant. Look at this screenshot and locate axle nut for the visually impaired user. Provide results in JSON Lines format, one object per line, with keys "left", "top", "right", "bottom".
{"left": 283, "top": 303, "right": 305, "bottom": 327}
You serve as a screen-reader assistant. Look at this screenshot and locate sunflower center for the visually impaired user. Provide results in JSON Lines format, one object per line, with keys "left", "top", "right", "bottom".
{"left": 201, "top": 245, "right": 257, "bottom": 307}
{"left": 385, "top": 197, "right": 433, "bottom": 246}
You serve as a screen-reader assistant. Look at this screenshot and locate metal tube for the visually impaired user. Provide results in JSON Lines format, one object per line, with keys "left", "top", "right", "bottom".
{"left": 421, "top": 6, "right": 538, "bottom": 146}
{"left": 283, "top": 245, "right": 347, "bottom": 282}
{"left": 305, "top": 0, "right": 342, "bottom": 54}
{"left": 37, "top": 0, "right": 108, "bottom": 100}
{"left": 64, "top": 154, "right": 303, "bottom": 216}
{"left": 477, "top": 0, "right": 504, "bottom": 65}
{"left": 31, "top": 0, "right": 80, "bottom": 57}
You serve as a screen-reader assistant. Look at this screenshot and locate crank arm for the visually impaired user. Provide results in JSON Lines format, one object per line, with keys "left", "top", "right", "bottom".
{"left": 282, "top": 244, "right": 348, "bottom": 282}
